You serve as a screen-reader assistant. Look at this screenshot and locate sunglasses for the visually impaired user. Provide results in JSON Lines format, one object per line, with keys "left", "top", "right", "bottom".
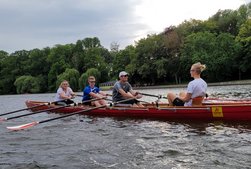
{"left": 121, "top": 75, "right": 128, "bottom": 77}
{"left": 89, "top": 81, "right": 96, "bottom": 83}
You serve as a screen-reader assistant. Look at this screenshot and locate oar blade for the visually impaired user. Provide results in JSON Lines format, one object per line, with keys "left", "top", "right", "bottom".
{"left": 7, "top": 121, "right": 38, "bottom": 131}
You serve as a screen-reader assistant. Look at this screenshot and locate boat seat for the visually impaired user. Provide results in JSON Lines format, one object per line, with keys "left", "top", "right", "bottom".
{"left": 192, "top": 96, "right": 204, "bottom": 106}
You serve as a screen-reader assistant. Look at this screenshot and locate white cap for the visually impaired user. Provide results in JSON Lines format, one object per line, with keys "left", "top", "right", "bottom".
{"left": 119, "top": 71, "right": 128, "bottom": 77}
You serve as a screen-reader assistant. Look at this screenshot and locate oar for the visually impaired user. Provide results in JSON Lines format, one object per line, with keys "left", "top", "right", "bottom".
{"left": 204, "top": 97, "right": 251, "bottom": 102}
{"left": 6, "top": 98, "right": 136, "bottom": 131}
{"left": 0, "top": 101, "right": 59, "bottom": 117}
{"left": 81, "top": 97, "right": 107, "bottom": 103}
{"left": 0, "top": 103, "right": 77, "bottom": 122}
{"left": 76, "top": 93, "right": 112, "bottom": 97}
{"left": 0, "top": 97, "right": 106, "bottom": 122}
{"left": 138, "top": 92, "right": 168, "bottom": 99}
{"left": 103, "top": 97, "right": 150, "bottom": 104}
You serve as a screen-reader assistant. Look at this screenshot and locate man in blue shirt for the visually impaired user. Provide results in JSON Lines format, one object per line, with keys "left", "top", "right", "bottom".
{"left": 83, "top": 76, "right": 107, "bottom": 106}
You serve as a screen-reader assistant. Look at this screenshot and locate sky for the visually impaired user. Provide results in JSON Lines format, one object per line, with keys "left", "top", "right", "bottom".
{"left": 0, "top": 0, "right": 250, "bottom": 53}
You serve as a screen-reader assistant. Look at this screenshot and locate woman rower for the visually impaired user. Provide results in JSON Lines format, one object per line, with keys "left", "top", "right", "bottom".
{"left": 54, "top": 80, "right": 75, "bottom": 105}
{"left": 167, "top": 62, "right": 207, "bottom": 106}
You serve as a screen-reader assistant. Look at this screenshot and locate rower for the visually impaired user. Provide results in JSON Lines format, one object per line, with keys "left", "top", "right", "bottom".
{"left": 82, "top": 76, "right": 107, "bottom": 107}
{"left": 167, "top": 62, "right": 207, "bottom": 106}
{"left": 54, "top": 80, "right": 75, "bottom": 106}
{"left": 112, "top": 71, "right": 144, "bottom": 107}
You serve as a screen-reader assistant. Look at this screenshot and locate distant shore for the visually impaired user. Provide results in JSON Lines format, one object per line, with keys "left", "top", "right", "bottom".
{"left": 101, "top": 79, "right": 251, "bottom": 90}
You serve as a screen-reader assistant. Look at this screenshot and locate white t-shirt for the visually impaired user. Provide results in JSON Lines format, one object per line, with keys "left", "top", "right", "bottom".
{"left": 55, "top": 87, "right": 73, "bottom": 101}
{"left": 184, "top": 78, "right": 207, "bottom": 106}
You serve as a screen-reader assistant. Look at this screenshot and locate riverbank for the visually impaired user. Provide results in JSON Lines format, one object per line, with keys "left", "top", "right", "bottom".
{"left": 100, "top": 79, "right": 251, "bottom": 90}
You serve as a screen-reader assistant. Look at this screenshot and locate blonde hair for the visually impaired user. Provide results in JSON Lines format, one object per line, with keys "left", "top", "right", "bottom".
{"left": 60, "top": 80, "right": 69, "bottom": 88}
{"left": 192, "top": 62, "right": 206, "bottom": 74}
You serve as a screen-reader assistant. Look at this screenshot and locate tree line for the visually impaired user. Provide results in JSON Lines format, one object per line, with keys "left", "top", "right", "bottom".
{"left": 0, "top": 3, "right": 250, "bottom": 94}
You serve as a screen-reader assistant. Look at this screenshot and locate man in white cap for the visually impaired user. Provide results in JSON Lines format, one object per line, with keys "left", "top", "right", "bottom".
{"left": 112, "top": 71, "right": 144, "bottom": 107}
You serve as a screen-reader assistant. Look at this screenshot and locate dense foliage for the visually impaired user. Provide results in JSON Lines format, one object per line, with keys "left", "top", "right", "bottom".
{"left": 0, "top": 3, "right": 251, "bottom": 94}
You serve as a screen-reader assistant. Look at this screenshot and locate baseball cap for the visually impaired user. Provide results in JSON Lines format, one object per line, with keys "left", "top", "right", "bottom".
{"left": 119, "top": 71, "right": 128, "bottom": 77}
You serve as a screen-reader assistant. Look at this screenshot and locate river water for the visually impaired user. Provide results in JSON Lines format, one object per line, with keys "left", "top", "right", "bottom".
{"left": 0, "top": 85, "right": 250, "bottom": 169}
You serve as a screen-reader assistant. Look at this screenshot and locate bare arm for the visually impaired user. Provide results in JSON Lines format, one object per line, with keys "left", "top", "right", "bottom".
{"left": 59, "top": 92, "right": 73, "bottom": 100}
{"left": 99, "top": 91, "right": 109, "bottom": 96}
{"left": 129, "top": 89, "right": 142, "bottom": 99}
{"left": 118, "top": 89, "right": 135, "bottom": 99}
{"left": 180, "top": 93, "right": 192, "bottom": 102}
{"left": 89, "top": 92, "right": 104, "bottom": 99}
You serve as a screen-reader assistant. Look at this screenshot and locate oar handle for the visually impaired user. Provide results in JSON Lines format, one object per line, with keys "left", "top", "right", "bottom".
{"left": 81, "top": 96, "right": 107, "bottom": 103}
{"left": 138, "top": 92, "right": 167, "bottom": 99}
{"left": 76, "top": 94, "right": 112, "bottom": 97}
{"left": 108, "top": 98, "right": 137, "bottom": 106}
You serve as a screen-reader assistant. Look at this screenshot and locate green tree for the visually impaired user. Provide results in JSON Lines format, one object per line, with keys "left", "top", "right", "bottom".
{"left": 79, "top": 68, "right": 100, "bottom": 90}
{"left": 82, "top": 37, "right": 101, "bottom": 49}
{"left": 111, "top": 45, "right": 135, "bottom": 79}
{"left": 163, "top": 26, "right": 184, "bottom": 84}
{"left": 236, "top": 19, "right": 251, "bottom": 79}
{"left": 14, "top": 75, "right": 40, "bottom": 94}
{"left": 24, "top": 48, "right": 50, "bottom": 76}
{"left": 134, "top": 34, "right": 167, "bottom": 85}
{"left": 0, "top": 50, "right": 30, "bottom": 94}
{"left": 48, "top": 60, "right": 70, "bottom": 91}
{"left": 72, "top": 40, "right": 85, "bottom": 73}
{"left": 209, "top": 9, "right": 239, "bottom": 36}
{"left": 181, "top": 32, "right": 241, "bottom": 82}
{"left": 56, "top": 68, "right": 80, "bottom": 91}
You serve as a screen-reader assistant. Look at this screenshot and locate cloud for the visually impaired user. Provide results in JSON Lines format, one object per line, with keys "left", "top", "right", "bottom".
{"left": 0, "top": 0, "right": 249, "bottom": 53}
{"left": 135, "top": 0, "right": 250, "bottom": 34}
{"left": 0, "top": 0, "right": 147, "bottom": 52}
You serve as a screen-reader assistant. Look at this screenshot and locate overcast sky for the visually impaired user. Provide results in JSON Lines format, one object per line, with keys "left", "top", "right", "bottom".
{"left": 0, "top": 0, "right": 250, "bottom": 53}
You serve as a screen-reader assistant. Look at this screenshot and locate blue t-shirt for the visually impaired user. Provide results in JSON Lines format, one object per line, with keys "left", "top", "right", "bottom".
{"left": 83, "top": 85, "right": 100, "bottom": 101}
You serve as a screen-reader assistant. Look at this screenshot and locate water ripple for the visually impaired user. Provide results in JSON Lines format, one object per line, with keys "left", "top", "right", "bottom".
{"left": 0, "top": 86, "right": 251, "bottom": 168}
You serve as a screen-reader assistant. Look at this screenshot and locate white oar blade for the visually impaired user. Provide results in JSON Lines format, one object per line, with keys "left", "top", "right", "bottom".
{"left": 7, "top": 121, "right": 38, "bottom": 131}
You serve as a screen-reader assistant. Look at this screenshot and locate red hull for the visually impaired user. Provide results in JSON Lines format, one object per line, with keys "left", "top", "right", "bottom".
{"left": 25, "top": 100, "right": 251, "bottom": 121}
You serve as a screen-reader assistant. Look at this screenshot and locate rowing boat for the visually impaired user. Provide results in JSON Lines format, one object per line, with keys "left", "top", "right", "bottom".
{"left": 25, "top": 100, "right": 251, "bottom": 121}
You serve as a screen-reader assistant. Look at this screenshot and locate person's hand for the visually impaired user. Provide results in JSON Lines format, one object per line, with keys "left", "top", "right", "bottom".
{"left": 135, "top": 94, "right": 142, "bottom": 99}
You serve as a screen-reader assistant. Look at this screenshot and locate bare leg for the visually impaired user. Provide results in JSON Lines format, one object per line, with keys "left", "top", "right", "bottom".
{"left": 98, "top": 99, "right": 106, "bottom": 105}
{"left": 167, "top": 92, "right": 177, "bottom": 106}
{"left": 93, "top": 101, "right": 101, "bottom": 107}
{"left": 179, "top": 91, "right": 186, "bottom": 98}
{"left": 136, "top": 102, "right": 145, "bottom": 107}
{"left": 132, "top": 103, "right": 139, "bottom": 107}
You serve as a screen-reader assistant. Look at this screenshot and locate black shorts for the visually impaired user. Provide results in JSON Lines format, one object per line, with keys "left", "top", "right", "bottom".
{"left": 55, "top": 99, "right": 74, "bottom": 105}
{"left": 172, "top": 98, "right": 184, "bottom": 106}
{"left": 116, "top": 99, "right": 139, "bottom": 105}
{"left": 82, "top": 101, "right": 92, "bottom": 106}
